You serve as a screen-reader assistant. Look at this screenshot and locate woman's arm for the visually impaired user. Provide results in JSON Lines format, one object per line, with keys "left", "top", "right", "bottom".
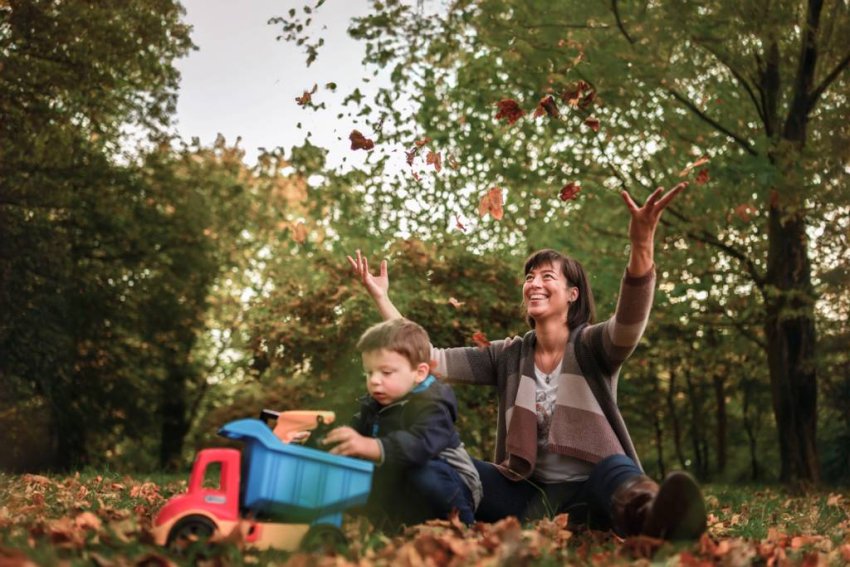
{"left": 621, "top": 182, "right": 687, "bottom": 276}
{"left": 347, "top": 249, "right": 402, "bottom": 320}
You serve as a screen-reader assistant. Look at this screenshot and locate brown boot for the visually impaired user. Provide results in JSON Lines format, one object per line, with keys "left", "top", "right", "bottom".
{"left": 612, "top": 472, "right": 707, "bottom": 541}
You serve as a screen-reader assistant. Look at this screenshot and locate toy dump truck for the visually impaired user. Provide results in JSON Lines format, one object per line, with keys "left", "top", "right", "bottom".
{"left": 152, "top": 410, "right": 374, "bottom": 551}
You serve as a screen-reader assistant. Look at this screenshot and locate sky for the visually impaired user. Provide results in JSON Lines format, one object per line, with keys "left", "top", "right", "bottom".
{"left": 174, "top": 0, "right": 377, "bottom": 164}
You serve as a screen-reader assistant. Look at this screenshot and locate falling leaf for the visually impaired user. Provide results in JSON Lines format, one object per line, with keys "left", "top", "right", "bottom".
{"left": 561, "top": 80, "right": 595, "bottom": 108}
{"left": 324, "top": 82, "right": 337, "bottom": 90}
{"left": 405, "top": 147, "right": 419, "bottom": 166}
{"left": 448, "top": 297, "right": 464, "bottom": 309}
{"left": 734, "top": 203, "right": 757, "bottom": 222}
{"left": 695, "top": 169, "right": 710, "bottom": 185}
{"left": 533, "top": 95, "right": 559, "bottom": 118}
{"left": 290, "top": 221, "right": 308, "bottom": 244}
{"left": 494, "top": 99, "right": 525, "bottom": 125}
{"left": 584, "top": 117, "right": 600, "bottom": 132}
{"left": 447, "top": 154, "right": 460, "bottom": 170}
{"left": 295, "top": 83, "right": 318, "bottom": 106}
{"left": 349, "top": 130, "right": 374, "bottom": 151}
{"left": 454, "top": 215, "right": 467, "bottom": 232}
{"left": 414, "top": 137, "right": 431, "bottom": 147}
{"left": 559, "top": 182, "right": 581, "bottom": 201}
{"left": 411, "top": 171, "right": 421, "bottom": 183}
{"left": 478, "top": 187, "right": 504, "bottom": 220}
{"left": 472, "top": 331, "right": 490, "bottom": 348}
{"left": 678, "top": 155, "right": 711, "bottom": 177}
{"left": 426, "top": 151, "right": 442, "bottom": 172}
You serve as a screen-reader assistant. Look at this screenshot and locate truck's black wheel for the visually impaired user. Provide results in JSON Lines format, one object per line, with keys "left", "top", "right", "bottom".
{"left": 300, "top": 524, "right": 347, "bottom": 553}
{"left": 166, "top": 514, "right": 217, "bottom": 548}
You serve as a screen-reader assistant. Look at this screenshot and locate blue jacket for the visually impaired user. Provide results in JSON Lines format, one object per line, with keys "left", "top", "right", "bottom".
{"left": 351, "top": 375, "right": 461, "bottom": 468}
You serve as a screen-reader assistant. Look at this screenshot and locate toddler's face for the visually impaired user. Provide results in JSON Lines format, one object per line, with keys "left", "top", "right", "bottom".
{"left": 362, "top": 348, "right": 428, "bottom": 406}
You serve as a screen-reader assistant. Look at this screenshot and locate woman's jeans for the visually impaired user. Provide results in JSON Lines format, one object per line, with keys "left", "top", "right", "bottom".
{"left": 473, "top": 454, "right": 643, "bottom": 528}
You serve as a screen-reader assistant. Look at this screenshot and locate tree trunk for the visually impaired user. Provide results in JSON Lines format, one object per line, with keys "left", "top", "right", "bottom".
{"left": 765, "top": 210, "right": 819, "bottom": 483}
{"left": 712, "top": 372, "right": 727, "bottom": 474}
{"left": 742, "top": 380, "right": 760, "bottom": 481}
{"left": 159, "top": 363, "right": 191, "bottom": 471}
{"left": 666, "top": 367, "right": 687, "bottom": 470}
{"left": 653, "top": 371, "right": 666, "bottom": 478}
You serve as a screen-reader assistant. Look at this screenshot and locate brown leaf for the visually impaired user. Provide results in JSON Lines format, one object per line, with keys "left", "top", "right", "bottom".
{"left": 494, "top": 99, "right": 525, "bottom": 125}
{"left": 472, "top": 331, "right": 490, "bottom": 348}
{"left": 426, "top": 151, "right": 442, "bottom": 172}
{"left": 533, "top": 95, "right": 559, "bottom": 118}
{"left": 414, "top": 137, "right": 431, "bottom": 147}
{"left": 446, "top": 154, "right": 460, "bottom": 170}
{"left": 290, "top": 221, "right": 308, "bottom": 244}
{"left": 559, "top": 182, "right": 581, "bottom": 201}
{"left": 454, "top": 215, "right": 467, "bottom": 232}
{"left": 478, "top": 187, "right": 504, "bottom": 220}
{"left": 448, "top": 297, "right": 464, "bottom": 309}
{"left": 584, "top": 117, "right": 600, "bottom": 132}
{"left": 619, "top": 535, "right": 664, "bottom": 559}
{"left": 349, "top": 130, "right": 375, "bottom": 151}
{"left": 74, "top": 512, "right": 102, "bottom": 532}
{"left": 0, "top": 546, "right": 38, "bottom": 567}
{"left": 678, "top": 155, "right": 710, "bottom": 177}
{"left": 295, "top": 83, "right": 318, "bottom": 106}
{"left": 695, "top": 168, "right": 710, "bottom": 185}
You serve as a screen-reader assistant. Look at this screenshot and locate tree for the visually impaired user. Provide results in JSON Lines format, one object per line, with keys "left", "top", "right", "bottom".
{"left": 0, "top": 0, "right": 193, "bottom": 469}
{"left": 276, "top": 0, "right": 850, "bottom": 483}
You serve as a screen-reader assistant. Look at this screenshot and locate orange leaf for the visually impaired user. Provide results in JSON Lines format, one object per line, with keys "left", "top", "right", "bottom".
{"left": 349, "top": 130, "right": 374, "bottom": 151}
{"left": 559, "top": 182, "right": 581, "bottom": 201}
{"left": 290, "top": 221, "right": 307, "bottom": 244}
{"left": 426, "top": 151, "right": 442, "bottom": 172}
{"left": 472, "top": 331, "right": 490, "bottom": 348}
{"left": 679, "top": 155, "right": 710, "bottom": 177}
{"left": 478, "top": 187, "right": 504, "bottom": 220}
{"left": 414, "top": 136, "right": 431, "bottom": 147}
{"left": 695, "top": 168, "right": 710, "bottom": 185}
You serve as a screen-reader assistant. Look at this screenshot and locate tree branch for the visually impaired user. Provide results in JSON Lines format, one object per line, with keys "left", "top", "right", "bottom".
{"left": 808, "top": 49, "right": 850, "bottom": 111}
{"left": 693, "top": 38, "right": 767, "bottom": 127}
{"left": 611, "top": 0, "right": 636, "bottom": 44}
{"left": 666, "top": 88, "right": 759, "bottom": 156}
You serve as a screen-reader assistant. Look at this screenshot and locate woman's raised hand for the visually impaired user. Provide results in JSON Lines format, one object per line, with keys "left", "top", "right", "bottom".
{"left": 346, "top": 250, "right": 402, "bottom": 320}
{"left": 621, "top": 182, "right": 687, "bottom": 246}
{"left": 347, "top": 249, "right": 389, "bottom": 300}
{"left": 621, "top": 182, "right": 686, "bottom": 276}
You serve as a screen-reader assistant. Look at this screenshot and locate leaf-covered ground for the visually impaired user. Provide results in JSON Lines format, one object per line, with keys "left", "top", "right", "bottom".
{"left": 1, "top": 473, "right": 849, "bottom": 566}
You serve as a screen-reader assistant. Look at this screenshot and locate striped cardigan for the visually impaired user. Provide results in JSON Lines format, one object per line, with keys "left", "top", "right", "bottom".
{"left": 431, "top": 268, "right": 655, "bottom": 480}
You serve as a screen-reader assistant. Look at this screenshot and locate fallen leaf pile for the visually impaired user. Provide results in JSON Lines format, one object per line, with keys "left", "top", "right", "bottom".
{"left": 3, "top": 471, "right": 848, "bottom": 565}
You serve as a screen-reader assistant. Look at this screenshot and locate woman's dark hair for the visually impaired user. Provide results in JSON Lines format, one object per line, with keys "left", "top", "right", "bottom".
{"left": 523, "top": 249, "right": 596, "bottom": 330}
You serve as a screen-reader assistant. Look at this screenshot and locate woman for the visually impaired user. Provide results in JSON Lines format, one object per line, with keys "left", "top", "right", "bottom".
{"left": 347, "top": 184, "right": 706, "bottom": 540}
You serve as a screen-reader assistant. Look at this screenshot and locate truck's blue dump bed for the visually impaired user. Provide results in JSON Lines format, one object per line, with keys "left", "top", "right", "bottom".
{"left": 219, "top": 419, "right": 373, "bottom": 522}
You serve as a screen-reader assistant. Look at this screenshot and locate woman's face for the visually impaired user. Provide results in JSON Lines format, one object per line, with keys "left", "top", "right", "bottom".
{"left": 523, "top": 261, "right": 577, "bottom": 322}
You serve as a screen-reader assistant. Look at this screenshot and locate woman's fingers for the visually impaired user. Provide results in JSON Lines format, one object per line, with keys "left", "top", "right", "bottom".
{"left": 620, "top": 190, "right": 639, "bottom": 213}
{"left": 645, "top": 186, "right": 665, "bottom": 207}
{"left": 656, "top": 181, "right": 687, "bottom": 210}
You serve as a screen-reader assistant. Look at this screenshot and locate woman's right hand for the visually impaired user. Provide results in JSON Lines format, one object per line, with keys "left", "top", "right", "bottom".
{"left": 347, "top": 249, "right": 389, "bottom": 300}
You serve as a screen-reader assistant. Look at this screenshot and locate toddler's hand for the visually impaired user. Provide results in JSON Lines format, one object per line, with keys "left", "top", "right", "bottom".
{"left": 323, "top": 426, "right": 380, "bottom": 461}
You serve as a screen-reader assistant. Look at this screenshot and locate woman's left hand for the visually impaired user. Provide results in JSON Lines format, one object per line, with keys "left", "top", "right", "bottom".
{"left": 621, "top": 182, "right": 687, "bottom": 246}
